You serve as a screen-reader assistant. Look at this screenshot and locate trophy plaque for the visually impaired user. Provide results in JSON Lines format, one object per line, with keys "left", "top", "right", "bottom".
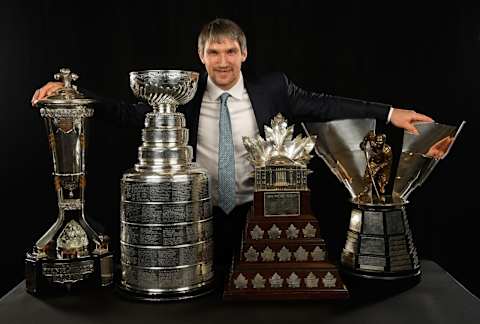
{"left": 303, "top": 119, "right": 465, "bottom": 289}
{"left": 118, "top": 70, "right": 214, "bottom": 301}
{"left": 26, "top": 68, "right": 113, "bottom": 295}
{"left": 224, "top": 114, "right": 349, "bottom": 300}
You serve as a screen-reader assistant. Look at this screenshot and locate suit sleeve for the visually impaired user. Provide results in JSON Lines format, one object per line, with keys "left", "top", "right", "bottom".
{"left": 80, "top": 88, "right": 151, "bottom": 128}
{"left": 282, "top": 74, "right": 391, "bottom": 122}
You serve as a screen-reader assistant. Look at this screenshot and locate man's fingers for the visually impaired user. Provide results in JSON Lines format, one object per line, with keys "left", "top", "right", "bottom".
{"left": 406, "top": 127, "right": 419, "bottom": 135}
{"left": 31, "top": 89, "right": 40, "bottom": 106}
{"left": 37, "top": 85, "right": 51, "bottom": 101}
{"left": 404, "top": 121, "right": 419, "bottom": 135}
{"left": 414, "top": 112, "right": 434, "bottom": 123}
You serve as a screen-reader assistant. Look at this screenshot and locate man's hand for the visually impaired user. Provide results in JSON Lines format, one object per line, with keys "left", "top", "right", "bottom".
{"left": 31, "top": 82, "right": 63, "bottom": 106}
{"left": 390, "top": 108, "right": 434, "bottom": 135}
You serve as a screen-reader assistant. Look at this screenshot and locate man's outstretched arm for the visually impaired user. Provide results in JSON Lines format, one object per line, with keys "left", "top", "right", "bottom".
{"left": 31, "top": 82, "right": 150, "bottom": 128}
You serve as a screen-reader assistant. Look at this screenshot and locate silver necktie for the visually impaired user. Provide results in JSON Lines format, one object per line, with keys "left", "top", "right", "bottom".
{"left": 218, "top": 92, "right": 236, "bottom": 214}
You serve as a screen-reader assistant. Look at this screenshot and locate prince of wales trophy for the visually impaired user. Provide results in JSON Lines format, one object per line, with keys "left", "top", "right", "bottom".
{"left": 26, "top": 68, "right": 113, "bottom": 295}
{"left": 224, "top": 114, "right": 348, "bottom": 300}
{"left": 302, "top": 118, "right": 464, "bottom": 292}
{"left": 118, "top": 70, "right": 214, "bottom": 301}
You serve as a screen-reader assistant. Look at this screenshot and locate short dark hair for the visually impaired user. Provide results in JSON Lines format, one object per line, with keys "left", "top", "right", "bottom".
{"left": 198, "top": 18, "right": 247, "bottom": 54}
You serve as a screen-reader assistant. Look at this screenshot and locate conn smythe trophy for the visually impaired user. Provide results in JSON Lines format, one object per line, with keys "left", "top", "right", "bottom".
{"left": 224, "top": 114, "right": 348, "bottom": 300}
{"left": 303, "top": 119, "right": 464, "bottom": 285}
{"left": 118, "top": 70, "right": 214, "bottom": 301}
{"left": 26, "top": 68, "right": 113, "bottom": 295}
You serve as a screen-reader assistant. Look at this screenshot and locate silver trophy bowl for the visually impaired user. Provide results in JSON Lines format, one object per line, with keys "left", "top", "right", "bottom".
{"left": 129, "top": 70, "right": 199, "bottom": 112}
{"left": 119, "top": 69, "right": 214, "bottom": 301}
{"left": 302, "top": 118, "right": 464, "bottom": 286}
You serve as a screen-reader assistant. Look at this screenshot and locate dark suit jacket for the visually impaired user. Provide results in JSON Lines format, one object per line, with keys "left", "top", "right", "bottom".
{"left": 92, "top": 72, "right": 390, "bottom": 161}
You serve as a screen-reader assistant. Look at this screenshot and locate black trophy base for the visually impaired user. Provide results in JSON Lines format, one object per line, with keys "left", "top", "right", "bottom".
{"left": 25, "top": 252, "right": 113, "bottom": 296}
{"left": 115, "top": 279, "right": 215, "bottom": 302}
{"left": 340, "top": 265, "right": 421, "bottom": 299}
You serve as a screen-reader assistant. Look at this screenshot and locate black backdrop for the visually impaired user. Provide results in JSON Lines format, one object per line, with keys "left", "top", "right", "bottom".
{"left": 1, "top": 2, "right": 478, "bottom": 298}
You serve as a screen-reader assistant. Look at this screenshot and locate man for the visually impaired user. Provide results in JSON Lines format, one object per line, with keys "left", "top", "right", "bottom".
{"left": 31, "top": 18, "right": 434, "bottom": 273}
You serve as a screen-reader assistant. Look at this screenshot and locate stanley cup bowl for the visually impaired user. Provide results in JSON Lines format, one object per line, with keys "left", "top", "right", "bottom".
{"left": 129, "top": 70, "right": 199, "bottom": 112}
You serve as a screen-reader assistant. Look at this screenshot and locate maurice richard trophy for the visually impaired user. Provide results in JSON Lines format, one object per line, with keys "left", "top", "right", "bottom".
{"left": 224, "top": 114, "right": 348, "bottom": 300}
{"left": 118, "top": 70, "right": 214, "bottom": 301}
{"left": 26, "top": 68, "right": 113, "bottom": 295}
{"left": 303, "top": 119, "right": 464, "bottom": 289}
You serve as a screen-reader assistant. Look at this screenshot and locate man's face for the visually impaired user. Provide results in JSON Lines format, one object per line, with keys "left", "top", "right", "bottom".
{"left": 375, "top": 135, "right": 385, "bottom": 148}
{"left": 198, "top": 37, "right": 247, "bottom": 90}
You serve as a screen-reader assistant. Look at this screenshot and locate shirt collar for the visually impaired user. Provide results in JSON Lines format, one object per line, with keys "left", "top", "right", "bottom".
{"left": 206, "top": 72, "right": 244, "bottom": 101}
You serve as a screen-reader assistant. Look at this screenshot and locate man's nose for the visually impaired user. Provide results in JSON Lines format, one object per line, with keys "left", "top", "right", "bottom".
{"left": 218, "top": 53, "right": 228, "bottom": 66}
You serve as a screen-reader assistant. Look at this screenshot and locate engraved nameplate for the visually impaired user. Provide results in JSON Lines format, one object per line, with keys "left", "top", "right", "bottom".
{"left": 386, "top": 210, "right": 405, "bottom": 235}
{"left": 264, "top": 192, "right": 300, "bottom": 217}
{"left": 360, "top": 236, "right": 385, "bottom": 255}
{"left": 42, "top": 259, "right": 94, "bottom": 284}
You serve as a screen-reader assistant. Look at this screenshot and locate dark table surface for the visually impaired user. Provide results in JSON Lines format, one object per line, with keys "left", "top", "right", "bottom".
{"left": 1, "top": 260, "right": 479, "bottom": 324}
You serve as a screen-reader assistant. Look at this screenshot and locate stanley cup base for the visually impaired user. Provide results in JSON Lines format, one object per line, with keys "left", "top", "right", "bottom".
{"left": 115, "top": 279, "right": 215, "bottom": 302}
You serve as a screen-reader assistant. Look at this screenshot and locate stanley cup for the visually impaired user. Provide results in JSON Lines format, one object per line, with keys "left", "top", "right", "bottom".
{"left": 302, "top": 119, "right": 465, "bottom": 284}
{"left": 118, "top": 70, "right": 214, "bottom": 301}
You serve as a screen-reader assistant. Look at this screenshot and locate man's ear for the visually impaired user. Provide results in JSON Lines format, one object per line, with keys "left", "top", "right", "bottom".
{"left": 241, "top": 49, "right": 248, "bottom": 62}
{"left": 198, "top": 49, "right": 205, "bottom": 64}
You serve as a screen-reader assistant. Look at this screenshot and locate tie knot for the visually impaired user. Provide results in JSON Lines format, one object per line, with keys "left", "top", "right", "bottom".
{"left": 219, "top": 92, "right": 230, "bottom": 104}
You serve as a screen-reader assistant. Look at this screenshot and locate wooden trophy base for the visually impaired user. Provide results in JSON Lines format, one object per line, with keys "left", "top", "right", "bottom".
{"left": 223, "top": 192, "right": 348, "bottom": 300}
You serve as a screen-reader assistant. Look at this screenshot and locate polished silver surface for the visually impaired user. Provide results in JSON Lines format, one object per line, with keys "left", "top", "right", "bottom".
{"left": 28, "top": 68, "right": 113, "bottom": 290}
{"left": 130, "top": 70, "right": 199, "bottom": 113}
{"left": 394, "top": 121, "right": 466, "bottom": 200}
{"left": 121, "top": 240, "right": 213, "bottom": 267}
{"left": 243, "top": 113, "right": 316, "bottom": 169}
{"left": 302, "top": 119, "right": 465, "bottom": 202}
{"left": 243, "top": 114, "right": 315, "bottom": 193}
{"left": 302, "top": 118, "right": 464, "bottom": 278}
{"left": 302, "top": 119, "right": 375, "bottom": 199}
{"left": 120, "top": 69, "right": 213, "bottom": 300}
{"left": 120, "top": 218, "right": 213, "bottom": 246}
{"left": 121, "top": 262, "right": 214, "bottom": 293}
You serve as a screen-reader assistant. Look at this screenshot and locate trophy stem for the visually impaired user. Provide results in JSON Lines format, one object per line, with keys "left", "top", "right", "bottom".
{"left": 152, "top": 103, "right": 178, "bottom": 114}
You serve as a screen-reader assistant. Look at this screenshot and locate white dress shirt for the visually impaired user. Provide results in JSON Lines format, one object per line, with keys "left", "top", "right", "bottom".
{"left": 196, "top": 73, "right": 259, "bottom": 207}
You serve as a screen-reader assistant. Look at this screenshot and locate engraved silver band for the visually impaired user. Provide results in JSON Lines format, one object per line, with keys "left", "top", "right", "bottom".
{"left": 121, "top": 261, "right": 214, "bottom": 292}
{"left": 121, "top": 239, "right": 213, "bottom": 268}
{"left": 120, "top": 219, "right": 213, "bottom": 246}
{"left": 121, "top": 197, "right": 210, "bottom": 205}
{"left": 121, "top": 216, "right": 213, "bottom": 227}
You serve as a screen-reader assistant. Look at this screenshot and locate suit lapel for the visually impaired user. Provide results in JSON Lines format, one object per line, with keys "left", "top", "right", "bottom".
{"left": 184, "top": 73, "right": 207, "bottom": 161}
